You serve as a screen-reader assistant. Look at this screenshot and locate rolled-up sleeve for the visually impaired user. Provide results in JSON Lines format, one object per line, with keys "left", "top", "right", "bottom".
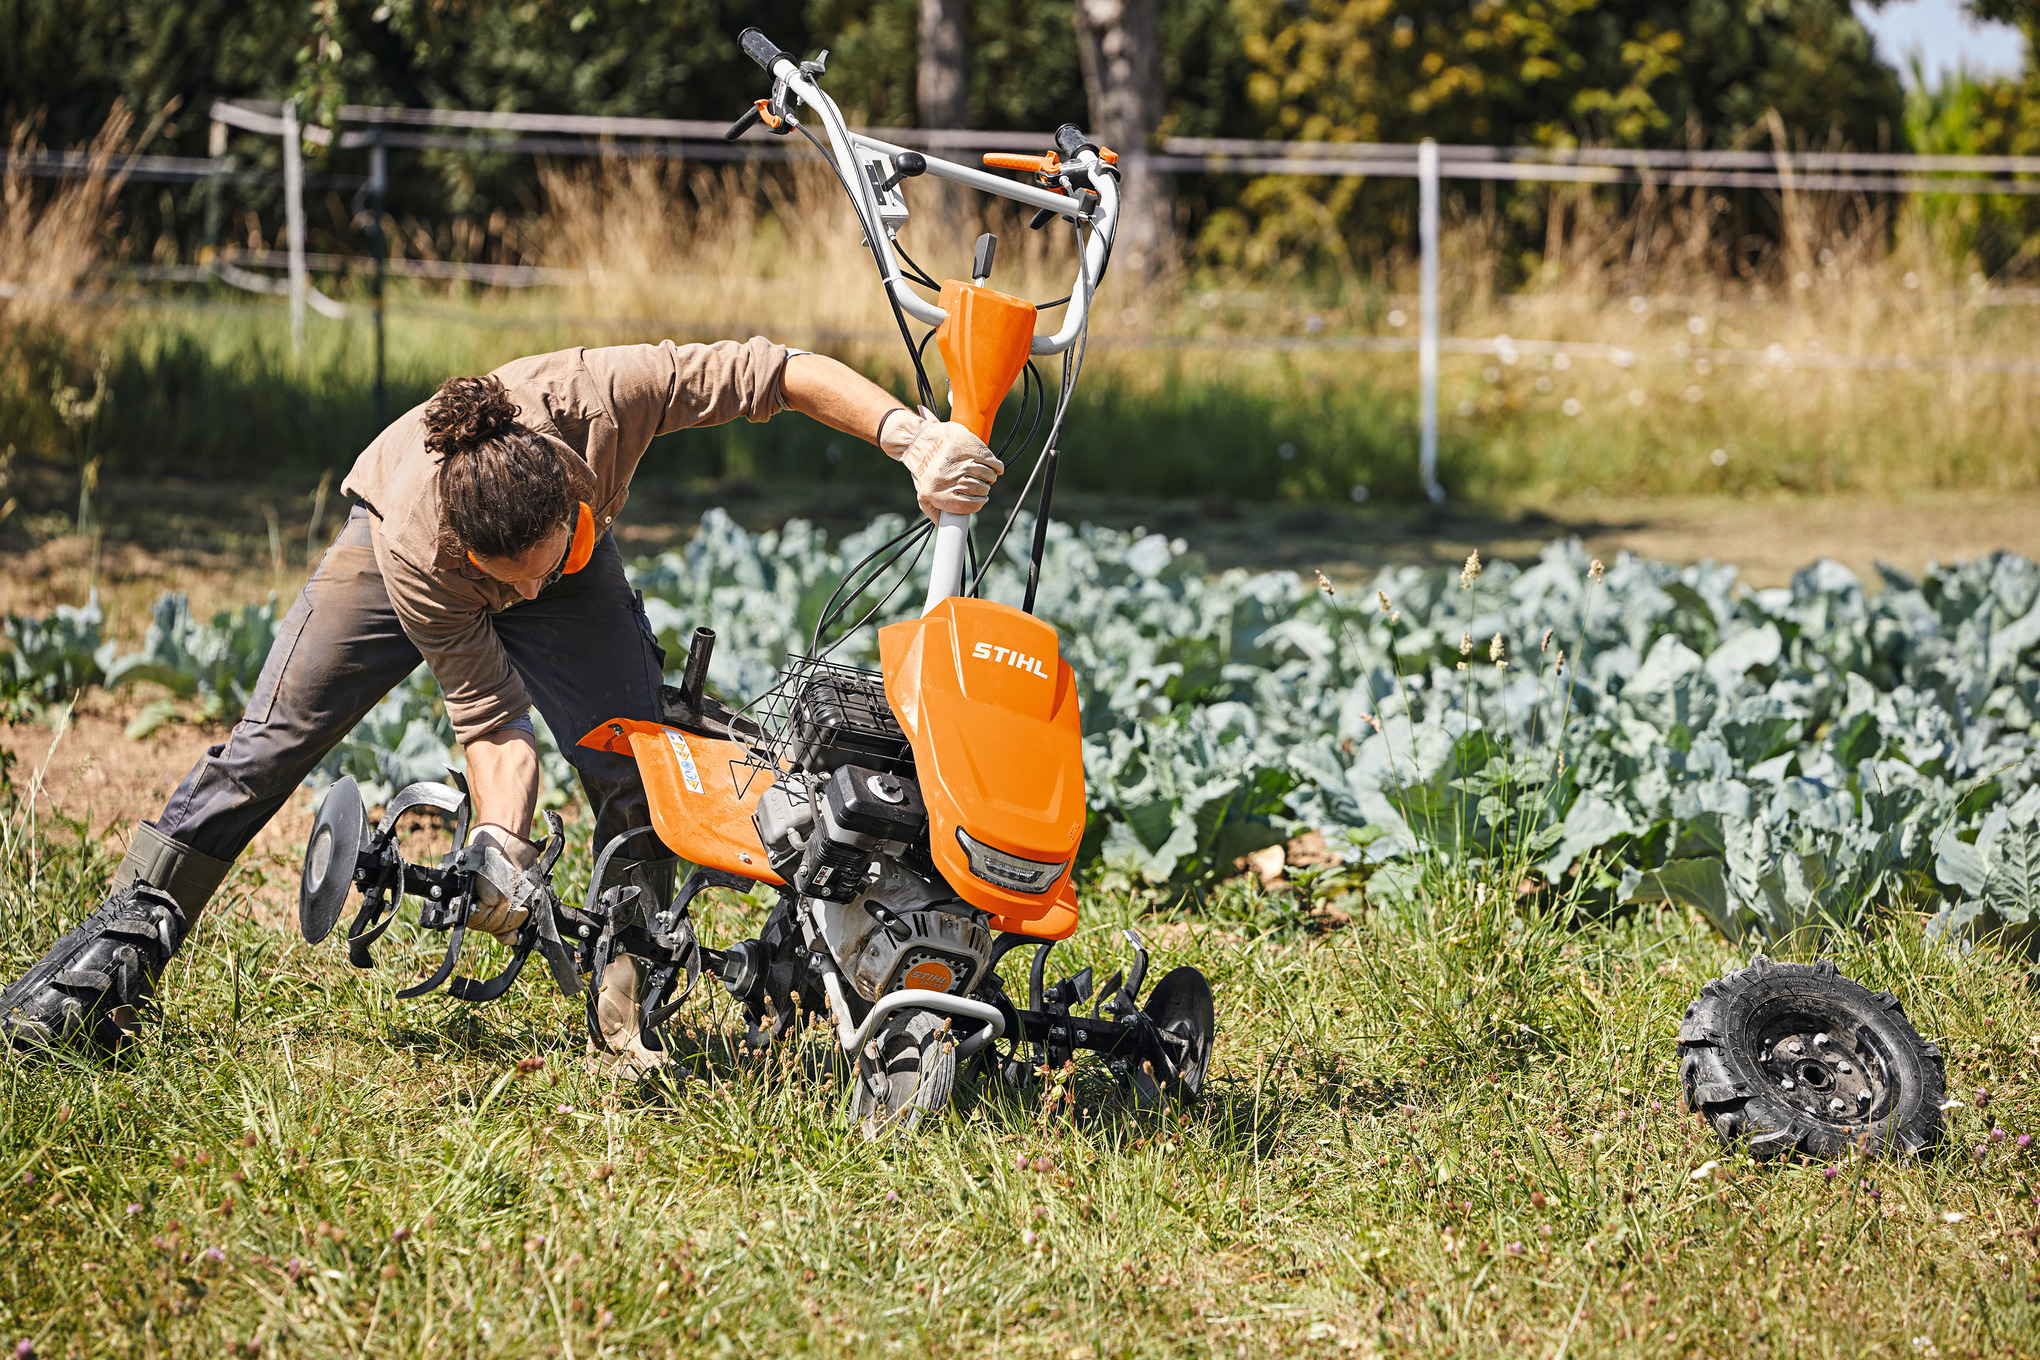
{"left": 583, "top": 338, "right": 792, "bottom": 455}
{"left": 374, "top": 537, "right": 533, "bottom": 745}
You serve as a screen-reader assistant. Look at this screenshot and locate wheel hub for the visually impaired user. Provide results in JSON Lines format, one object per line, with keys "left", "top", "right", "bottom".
{"left": 1754, "top": 1017, "right": 1888, "bottom": 1126}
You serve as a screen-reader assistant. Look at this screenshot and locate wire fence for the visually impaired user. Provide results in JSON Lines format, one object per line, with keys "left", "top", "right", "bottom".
{"left": 14, "top": 96, "right": 2040, "bottom": 499}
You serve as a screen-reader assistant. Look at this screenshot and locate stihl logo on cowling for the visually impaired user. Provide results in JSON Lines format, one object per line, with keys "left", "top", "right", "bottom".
{"left": 972, "top": 641, "right": 1050, "bottom": 678}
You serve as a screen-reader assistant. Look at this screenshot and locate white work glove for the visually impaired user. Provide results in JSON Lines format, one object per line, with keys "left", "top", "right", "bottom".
{"left": 466, "top": 824, "right": 540, "bottom": 945}
{"left": 880, "top": 407, "right": 1004, "bottom": 522}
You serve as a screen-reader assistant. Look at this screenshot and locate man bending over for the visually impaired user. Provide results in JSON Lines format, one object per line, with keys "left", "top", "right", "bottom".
{"left": 1, "top": 338, "right": 1000, "bottom": 1071}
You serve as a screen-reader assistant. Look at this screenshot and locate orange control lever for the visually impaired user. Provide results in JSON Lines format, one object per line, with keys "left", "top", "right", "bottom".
{"left": 934, "top": 280, "right": 1037, "bottom": 444}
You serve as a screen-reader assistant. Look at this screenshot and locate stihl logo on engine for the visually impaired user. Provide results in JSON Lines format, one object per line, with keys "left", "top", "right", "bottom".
{"left": 971, "top": 641, "right": 1050, "bottom": 678}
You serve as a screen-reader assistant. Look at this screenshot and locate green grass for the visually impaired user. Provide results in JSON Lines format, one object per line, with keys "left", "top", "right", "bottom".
{"left": 17, "top": 277, "right": 2039, "bottom": 520}
{"left": 5, "top": 759, "right": 2040, "bottom": 1358}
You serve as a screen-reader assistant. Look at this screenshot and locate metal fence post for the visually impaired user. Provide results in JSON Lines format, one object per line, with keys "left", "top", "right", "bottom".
{"left": 283, "top": 99, "right": 308, "bottom": 355}
{"left": 1418, "top": 138, "right": 1443, "bottom": 505}
{"left": 204, "top": 119, "right": 228, "bottom": 255}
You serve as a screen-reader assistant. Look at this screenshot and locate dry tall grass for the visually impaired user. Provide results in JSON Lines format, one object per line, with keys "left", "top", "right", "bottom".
{"left": 538, "top": 157, "right": 1088, "bottom": 349}
{"left": 6, "top": 125, "right": 2038, "bottom": 506}
{"left": 522, "top": 157, "right": 2040, "bottom": 499}
{"left": 0, "top": 106, "right": 139, "bottom": 327}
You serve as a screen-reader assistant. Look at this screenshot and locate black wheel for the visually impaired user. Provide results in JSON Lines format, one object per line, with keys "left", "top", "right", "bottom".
{"left": 851, "top": 1009, "right": 957, "bottom": 1136}
{"left": 1130, "top": 966, "right": 1214, "bottom": 1105}
{"left": 1678, "top": 955, "right": 1945, "bottom": 1161}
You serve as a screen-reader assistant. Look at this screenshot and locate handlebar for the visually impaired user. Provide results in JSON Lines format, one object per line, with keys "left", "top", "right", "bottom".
{"left": 731, "top": 26, "right": 1117, "bottom": 357}
{"left": 739, "top": 27, "right": 789, "bottom": 72}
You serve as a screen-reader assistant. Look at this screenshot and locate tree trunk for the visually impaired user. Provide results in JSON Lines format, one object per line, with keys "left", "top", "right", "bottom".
{"left": 917, "top": 0, "right": 968, "bottom": 129}
{"left": 1073, "top": 0, "right": 1172, "bottom": 282}
{"left": 916, "top": 0, "right": 971, "bottom": 249}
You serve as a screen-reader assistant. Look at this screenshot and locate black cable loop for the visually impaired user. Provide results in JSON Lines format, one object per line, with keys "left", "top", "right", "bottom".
{"left": 809, "top": 517, "right": 935, "bottom": 657}
{"left": 891, "top": 238, "right": 943, "bottom": 291}
{"left": 813, "top": 526, "right": 936, "bottom": 663}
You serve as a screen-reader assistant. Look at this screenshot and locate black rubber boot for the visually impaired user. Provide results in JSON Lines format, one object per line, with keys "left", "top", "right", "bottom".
{"left": 0, "top": 882, "right": 191, "bottom": 1055}
{"left": 1, "top": 824, "right": 228, "bottom": 1058}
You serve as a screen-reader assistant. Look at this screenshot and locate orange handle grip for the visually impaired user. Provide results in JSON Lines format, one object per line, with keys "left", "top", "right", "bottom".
{"left": 983, "top": 152, "right": 1056, "bottom": 174}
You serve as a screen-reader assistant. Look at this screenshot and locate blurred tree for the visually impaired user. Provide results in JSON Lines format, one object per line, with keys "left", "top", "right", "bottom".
{"left": 1901, "top": 0, "right": 2040, "bottom": 275}
{"left": 3, "top": 0, "right": 1991, "bottom": 276}
{"left": 918, "top": 0, "right": 969, "bottom": 127}
{"left": 1076, "top": 0, "right": 1172, "bottom": 274}
{"left": 1196, "top": 0, "right": 1906, "bottom": 275}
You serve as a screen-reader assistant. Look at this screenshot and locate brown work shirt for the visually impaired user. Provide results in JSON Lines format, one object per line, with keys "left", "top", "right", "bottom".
{"left": 341, "top": 338, "right": 792, "bottom": 743}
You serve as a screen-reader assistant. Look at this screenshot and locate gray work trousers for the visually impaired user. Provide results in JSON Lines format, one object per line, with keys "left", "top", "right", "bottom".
{"left": 155, "top": 505, "right": 670, "bottom": 879}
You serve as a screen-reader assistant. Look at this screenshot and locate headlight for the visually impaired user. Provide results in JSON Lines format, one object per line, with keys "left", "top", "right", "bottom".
{"left": 955, "top": 827, "right": 1067, "bottom": 895}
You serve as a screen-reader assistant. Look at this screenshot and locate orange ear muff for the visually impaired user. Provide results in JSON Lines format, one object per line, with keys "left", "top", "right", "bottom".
{"left": 464, "top": 503, "right": 597, "bottom": 577}
{"left": 564, "top": 502, "right": 596, "bottom": 574}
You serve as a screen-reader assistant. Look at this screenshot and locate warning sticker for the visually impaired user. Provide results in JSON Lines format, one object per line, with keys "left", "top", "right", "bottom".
{"left": 665, "top": 729, "right": 704, "bottom": 794}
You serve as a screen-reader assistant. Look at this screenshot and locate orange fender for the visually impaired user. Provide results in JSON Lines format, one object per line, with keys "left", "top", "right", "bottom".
{"left": 577, "top": 718, "right": 782, "bottom": 885}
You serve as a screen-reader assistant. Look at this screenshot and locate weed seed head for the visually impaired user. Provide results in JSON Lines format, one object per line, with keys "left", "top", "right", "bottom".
{"left": 1315, "top": 570, "right": 1335, "bottom": 596}
{"left": 1460, "top": 632, "right": 1472, "bottom": 655}
{"left": 1489, "top": 633, "right": 1505, "bottom": 663}
{"left": 1589, "top": 558, "right": 1604, "bottom": 582}
{"left": 1541, "top": 627, "right": 1553, "bottom": 653}
{"left": 1460, "top": 550, "right": 1481, "bottom": 588}
{"left": 1377, "top": 590, "right": 1391, "bottom": 612}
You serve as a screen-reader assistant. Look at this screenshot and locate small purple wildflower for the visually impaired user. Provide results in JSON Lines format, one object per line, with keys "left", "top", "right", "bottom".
{"left": 14, "top": 1340, "right": 33, "bottom": 1360}
{"left": 2021, "top": 1134, "right": 2033, "bottom": 1149}
{"left": 556, "top": 1104, "right": 573, "bottom": 1115}
{"left": 1823, "top": 1167, "right": 1838, "bottom": 1181}
{"left": 203, "top": 1246, "right": 225, "bottom": 1264}
{"left": 1021, "top": 1230, "right": 1037, "bottom": 1247}
{"left": 126, "top": 1203, "right": 142, "bottom": 1215}
{"left": 1974, "top": 1145, "right": 1989, "bottom": 1160}
{"left": 1992, "top": 1128, "right": 2007, "bottom": 1142}
{"left": 285, "top": 1257, "right": 305, "bottom": 1282}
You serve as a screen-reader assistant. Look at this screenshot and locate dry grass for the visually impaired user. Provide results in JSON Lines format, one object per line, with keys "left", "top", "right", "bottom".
{"left": 6, "top": 127, "right": 2040, "bottom": 508}
{"left": 0, "top": 107, "right": 142, "bottom": 327}
{"left": 536, "top": 157, "right": 1092, "bottom": 347}
{"left": 515, "top": 157, "right": 2040, "bottom": 502}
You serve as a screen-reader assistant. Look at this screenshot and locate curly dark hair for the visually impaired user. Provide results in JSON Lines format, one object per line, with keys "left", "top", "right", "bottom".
{"left": 422, "top": 374, "right": 587, "bottom": 563}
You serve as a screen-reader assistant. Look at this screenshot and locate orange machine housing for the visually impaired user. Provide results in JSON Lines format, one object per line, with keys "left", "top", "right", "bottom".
{"left": 576, "top": 719, "right": 783, "bottom": 885}
{"left": 934, "top": 280, "right": 1036, "bottom": 443}
{"left": 879, "top": 597, "right": 1084, "bottom": 939}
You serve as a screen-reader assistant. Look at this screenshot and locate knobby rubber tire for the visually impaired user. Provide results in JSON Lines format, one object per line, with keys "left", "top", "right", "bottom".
{"left": 1677, "top": 954, "right": 1944, "bottom": 1161}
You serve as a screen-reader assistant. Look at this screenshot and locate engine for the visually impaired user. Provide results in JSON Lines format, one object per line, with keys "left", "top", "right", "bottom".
{"left": 751, "top": 670, "right": 994, "bottom": 1004}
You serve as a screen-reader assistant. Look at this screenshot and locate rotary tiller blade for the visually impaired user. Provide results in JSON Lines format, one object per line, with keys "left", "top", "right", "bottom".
{"left": 300, "top": 776, "right": 368, "bottom": 944}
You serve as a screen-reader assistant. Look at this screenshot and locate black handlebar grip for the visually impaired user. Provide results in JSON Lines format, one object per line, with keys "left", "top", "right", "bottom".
{"left": 1054, "top": 123, "right": 1090, "bottom": 158}
{"left": 723, "top": 104, "right": 764, "bottom": 142}
{"left": 680, "top": 627, "right": 716, "bottom": 709}
{"left": 740, "top": 28, "right": 787, "bottom": 72}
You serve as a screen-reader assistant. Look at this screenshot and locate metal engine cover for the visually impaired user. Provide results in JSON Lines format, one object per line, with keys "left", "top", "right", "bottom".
{"left": 814, "top": 857, "right": 992, "bottom": 1003}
